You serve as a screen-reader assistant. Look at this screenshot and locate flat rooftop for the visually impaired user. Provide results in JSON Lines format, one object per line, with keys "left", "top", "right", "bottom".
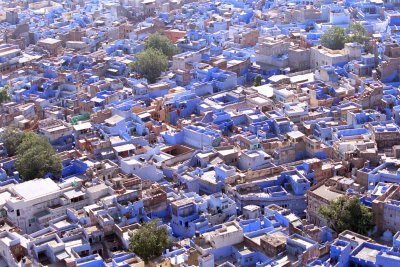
{"left": 0, "top": 191, "right": 12, "bottom": 206}
{"left": 353, "top": 246, "right": 380, "bottom": 263}
{"left": 291, "top": 235, "right": 314, "bottom": 249}
{"left": 311, "top": 183, "right": 344, "bottom": 201}
{"left": 13, "top": 179, "right": 60, "bottom": 200}
{"left": 38, "top": 38, "right": 62, "bottom": 45}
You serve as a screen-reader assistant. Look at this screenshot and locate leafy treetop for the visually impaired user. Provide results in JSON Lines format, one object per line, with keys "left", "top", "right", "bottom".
{"left": 145, "top": 32, "right": 180, "bottom": 58}
{"left": 128, "top": 220, "right": 171, "bottom": 263}
{"left": 318, "top": 196, "right": 374, "bottom": 235}
{"left": 15, "top": 132, "right": 62, "bottom": 181}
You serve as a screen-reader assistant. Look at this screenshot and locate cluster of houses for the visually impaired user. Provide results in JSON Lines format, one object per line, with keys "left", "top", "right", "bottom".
{"left": 2, "top": 0, "right": 400, "bottom": 266}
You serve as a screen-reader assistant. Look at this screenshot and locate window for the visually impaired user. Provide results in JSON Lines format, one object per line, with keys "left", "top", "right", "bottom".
{"left": 16, "top": 210, "right": 20, "bottom": 216}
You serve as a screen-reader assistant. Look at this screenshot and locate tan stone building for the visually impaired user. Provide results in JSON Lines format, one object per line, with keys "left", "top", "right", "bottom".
{"left": 37, "top": 38, "right": 63, "bottom": 56}
{"left": 306, "top": 177, "right": 350, "bottom": 226}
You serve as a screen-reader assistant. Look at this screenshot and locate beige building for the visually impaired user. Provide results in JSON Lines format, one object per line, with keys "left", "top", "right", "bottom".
{"left": 310, "top": 46, "right": 348, "bottom": 69}
{"left": 306, "top": 177, "right": 350, "bottom": 226}
{"left": 255, "top": 36, "right": 290, "bottom": 69}
{"left": 369, "top": 121, "right": 400, "bottom": 150}
{"left": 37, "top": 38, "right": 63, "bottom": 56}
{"left": 288, "top": 47, "right": 311, "bottom": 71}
{"left": 38, "top": 118, "right": 73, "bottom": 143}
{"left": 193, "top": 221, "right": 243, "bottom": 255}
{"left": 172, "top": 51, "right": 202, "bottom": 71}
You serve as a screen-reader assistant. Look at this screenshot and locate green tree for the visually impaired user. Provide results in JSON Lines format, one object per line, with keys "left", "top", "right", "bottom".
{"left": 348, "top": 22, "right": 368, "bottom": 45}
{"left": 15, "top": 132, "right": 62, "bottom": 181}
{"left": 253, "top": 75, "right": 262, "bottom": 86}
{"left": 128, "top": 220, "right": 171, "bottom": 262}
{"left": 320, "top": 26, "right": 347, "bottom": 50}
{"left": 0, "top": 86, "right": 10, "bottom": 104}
{"left": 134, "top": 48, "right": 168, "bottom": 84}
{"left": 0, "top": 126, "right": 25, "bottom": 156}
{"left": 145, "top": 32, "right": 180, "bottom": 58}
{"left": 318, "top": 196, "right": 373, "bottom": 235}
